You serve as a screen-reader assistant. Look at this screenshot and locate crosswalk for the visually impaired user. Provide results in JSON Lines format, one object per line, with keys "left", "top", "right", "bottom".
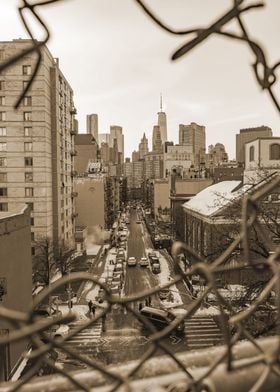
{"left": 64, "top": 320, "right": 103, "bottom": 356}
{"left": 184, "top": 316, "right": 224, "bottom": 350}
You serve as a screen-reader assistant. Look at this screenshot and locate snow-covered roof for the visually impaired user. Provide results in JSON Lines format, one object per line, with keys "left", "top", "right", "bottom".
{"left": 183, "top": 181, "right": 250, "bottom": 217}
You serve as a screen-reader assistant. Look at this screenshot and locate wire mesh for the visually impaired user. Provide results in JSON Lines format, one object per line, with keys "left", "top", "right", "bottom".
{"left": 1, "top": 0, "right": 280, "bottom": 391}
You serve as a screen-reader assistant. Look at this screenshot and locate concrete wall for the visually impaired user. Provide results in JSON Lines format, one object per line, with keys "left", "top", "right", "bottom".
{"left": 175, "top": 178, "right": 213, "bottom": 195}
{"left": 154, "top": 180, "right": 170, "bottom": 217}
{"left": 75, "top": 178, "right": 105, "bottom": 234}
{"left": 0, "top": 205, "right": 32, "bottom": 381}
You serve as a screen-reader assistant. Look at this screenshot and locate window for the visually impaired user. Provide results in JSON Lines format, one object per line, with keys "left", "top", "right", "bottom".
{"left": 24, "top": 157, "right": 33, "bottom": 167}
{"left": 0, "top": 81, "right": 4, "bottom": 90}
{"left": 0, "top": 188, "right": 7, "bottom": 196}
{"left": 0, "top": 112, "right": 6, "bottom": 121}
{"left": 31, "top": 246, "right": 35, "bottom": 256}
{"left": 22, "top": 65, "right": 31, "bottom": 75}
{"left": 0, "top": 157, "right": 6, "bottom": 166}
{"left": 24, "top": 112, "right": 31, "bottom": 121}
{"left": 31, "top": 232, "right": 35, "bottom": 241}
{"left": 0, "top": 173, "right": 7, "bottom": 182}
{"left": 24, "top": 142, "right": 32, "bottom": 152}
{"left": 23, "top": 81, "right": 29, "bottom": 90}
{"left": 0, "top": 202, "right": 8, "bottom": 211}
{"left": 0, "top": 97, "right": 5, "bottom": 105}
{"left": 249, "top": 145, "right": 254, "bottom": 162}
{"left": 25, "top": 187, "right": 33, "bottom": 197}
{"left": 23, "top": 96, "right": 32, "bottom": 106}
{"left": 270, "top": 144, "right": 280, "bottom": 160}
{"left": 31, "top": 217, "right": 34, "bottom": 226}
{"left": 24, "top": 127, "right": 32, "bottom": 137}
{"left": 0, "top": 127, "right": 6, "bottom": 136}
{"left": 25, "top": 172, "right": 33, "bottom": 182}
{"left": 0, "top": 143, "right": 7, "bottom": 151}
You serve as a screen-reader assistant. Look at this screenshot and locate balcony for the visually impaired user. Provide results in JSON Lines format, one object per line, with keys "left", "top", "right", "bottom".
{"left": 71, "top": 212, "right": 78, "bottom": 219}
{"left": 71, "top": 170, "right": 78, "bottom": 177}
{"left": 70, "top": 127, "right": 77, "bottom": 136}
{"left": 70, "top": 149, "right": 77, "bottom": 156}
{"left": 71, "top": 191, "right": 78, "bottom": 198}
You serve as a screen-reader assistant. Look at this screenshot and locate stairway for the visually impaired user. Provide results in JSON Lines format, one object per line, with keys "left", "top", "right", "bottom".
{"left": 184, "top": 316, "right": 224, "bottom": 350}
{"left": 64, "top": 320, "right": 103, "bottom": 356}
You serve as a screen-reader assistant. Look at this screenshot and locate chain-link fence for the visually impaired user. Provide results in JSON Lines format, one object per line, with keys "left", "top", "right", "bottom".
{"left": 1, "top": 1, "right": 280, "bottom": 391}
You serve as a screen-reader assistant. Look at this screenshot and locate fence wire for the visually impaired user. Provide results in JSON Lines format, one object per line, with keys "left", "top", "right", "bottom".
{"left": 1, "top": 0, "right": 280, "bottom": 391}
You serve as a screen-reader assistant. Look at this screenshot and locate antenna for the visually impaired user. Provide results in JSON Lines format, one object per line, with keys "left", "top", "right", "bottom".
{"left": 160, "top": 93, "right": 163, "bottom": 112}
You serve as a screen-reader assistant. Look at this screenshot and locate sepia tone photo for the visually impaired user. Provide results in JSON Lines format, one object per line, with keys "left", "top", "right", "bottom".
{"left": 0, "top": 1, "right": 280, "bottom": 391}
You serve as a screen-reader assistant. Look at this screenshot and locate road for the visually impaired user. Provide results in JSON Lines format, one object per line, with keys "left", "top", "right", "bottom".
{"left": 124, "top": 209, "right": 157, "bottom": 301}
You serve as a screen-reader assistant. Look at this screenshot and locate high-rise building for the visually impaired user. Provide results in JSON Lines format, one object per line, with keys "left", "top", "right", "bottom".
{"left": 132, "top": 150, "right": 140, "bottom": 162}
{"left": 139, "top": 132, "right": 149, "bottom": 159}
{"left": 236, "top": 126, "right": 273, "bottom": 164}
{"left": 157, "top": 95, "right": 167, "bottom": 144}
{"left": 152, "top": 125, "right": 163, "bottom": 153}
{"left": 0, "top": 39, "right": 77, "bottom": 253}
{"left": 179, "top": 122, "right": 205, "bottom": 152}
{"left": 100, "top": 142, "right": 109, "bottom": 163}
{"left": 206, "top": 143, "right": 228, "bottom": 166}
{"left": 110, "top": 125, "right": 124, "bottom": 163}
{"left": 86, "top": 113, "right": 98, "bottom": 142}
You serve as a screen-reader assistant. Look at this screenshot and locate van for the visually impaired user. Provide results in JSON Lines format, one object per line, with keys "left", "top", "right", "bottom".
{"left": 140, "top": 306, "right": 184, "bottom": 335}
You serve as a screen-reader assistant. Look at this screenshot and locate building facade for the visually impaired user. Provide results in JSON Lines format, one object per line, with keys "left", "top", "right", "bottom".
{"left": 152, "top": 125, "right": 163, "bottom": 153}
{"left": 236, "top": 126, "right": 272, "bottom": 164}
{"left": 74, "top": 134, "right": 98, "bottom": 175}
{"left": 0, "top": 205, "right": 32, "bottom": 381}
{"left": 0, "top": 39, "right": 76, "bottom": 254}
{"left": 109, "top": 125, "right": 124, "bottom": 163}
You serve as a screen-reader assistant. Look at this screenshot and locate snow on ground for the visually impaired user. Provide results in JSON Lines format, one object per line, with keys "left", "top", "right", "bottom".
{"left": 146, "top": 247, "right": 183, "bottom": 309}
{"left": 50, "top": 270, "right": 62, "bottom": 283}
{"left": 86, "top": 243, "right": 102, "bottom": 256}
{"left": 10, "top": 348, "right": 32, "bottom": 381}
{"left": 195, "top": 306, "right": 221, "bottom": 316}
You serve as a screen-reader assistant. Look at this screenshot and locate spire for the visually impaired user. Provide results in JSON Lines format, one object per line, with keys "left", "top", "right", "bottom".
{"left": 160, "top": 93, "right": 163, "bottom": 112}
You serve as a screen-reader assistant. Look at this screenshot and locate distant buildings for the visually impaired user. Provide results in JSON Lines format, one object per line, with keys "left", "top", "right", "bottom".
{"left": 110, "top": 125, "right": 124, "bottom": 163}
{"left": 152, "top": 125, "right": 163, "bottom": 153}
{"left": 86, "top": 113, "right": 98, "bottom": 142}
{"left": 139, "top": 133, "right": 149, "bottom": 159}
{"left": 236, "top": 126, "right": 272, "bottom": 164}
{"left": 0, "top": 39, "right": 76, "bottom": 255}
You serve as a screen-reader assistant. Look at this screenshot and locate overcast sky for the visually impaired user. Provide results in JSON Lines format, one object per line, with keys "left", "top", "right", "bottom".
{"left": 1, "top": 0, "right": 280, "bottom": 158}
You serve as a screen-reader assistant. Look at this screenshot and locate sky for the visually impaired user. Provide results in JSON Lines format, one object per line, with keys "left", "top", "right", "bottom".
{"left": 1, "top": 0, "right": 280, "bottom": 159}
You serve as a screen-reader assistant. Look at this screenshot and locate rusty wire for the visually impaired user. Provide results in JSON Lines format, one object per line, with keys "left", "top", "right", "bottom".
{"left": 1, "top": 0, "right": 280, "bottom": 391}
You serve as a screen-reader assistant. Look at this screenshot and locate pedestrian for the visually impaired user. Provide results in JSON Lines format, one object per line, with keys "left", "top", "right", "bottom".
{"left": 88, "top": 300, "right": 93, "bottom": 315}
{"left": 91, "top": 303, "right": 96, "bottom": 317}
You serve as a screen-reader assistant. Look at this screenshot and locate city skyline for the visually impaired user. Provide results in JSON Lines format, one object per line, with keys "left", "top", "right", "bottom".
{"left": 1, "top": 1, "right": 280, "bottom": 159}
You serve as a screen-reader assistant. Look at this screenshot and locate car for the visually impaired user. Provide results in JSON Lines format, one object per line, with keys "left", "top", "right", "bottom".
{"left": 148, "top": 251, "right": 157, "bottom": 259}
{"left": 159, "top": 288, "right": 170, "bottom": 300}
{"left": 117, "top": 249, "right": 125, "bottom": 257}
{"left": 112, "top": 276, "right": 122, "bottom": 287}
{"left": 110, "top": 285, "right": 120, "bottom": 297}
{"left": 151, "top": 263, "right": 161, "bottom": 274}
{"left": 46, "top": 323, "right": 69, "bottom": 340}
{"left": 127, "top": 256, "right": 137, "bottom": 266}
{"left": 140, "top": 257, "right": 149, "bottom": 267}
{"left": 150, "top": 256, "right": 159, "bottom": 265}
{"left": 114, "top": 263, "right": 123, "bottom": 273}
{"left": 136, "top": 220, "right": 141, "bottom": 224}
{"left": 140, "top": 306, "right": 184, "bottom": 335}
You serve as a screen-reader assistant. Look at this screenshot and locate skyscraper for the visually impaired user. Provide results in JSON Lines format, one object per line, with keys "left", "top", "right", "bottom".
{"left": 152, "top": 125, "right": 163, "bottom": 153}
{"left": 86, "top": 113, "right": 98, "bottom": 142}
{"left": 157, "top": 95, "right": 167, "bottom": 144}
{"left": 109, "top": 125, "right": 124, "bottom": 163}
{"left": 179, "top": 122, "right": 206, "bottom": 153}
{"left": 139, "top": 132, "right": 149, "bottom": 159}
{"left": 0, "top": 39, "right": 77, "bottom": 253}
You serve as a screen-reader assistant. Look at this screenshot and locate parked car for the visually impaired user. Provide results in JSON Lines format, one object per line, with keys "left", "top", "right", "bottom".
{"left": 117, "top": 249, "right": 125, "bottom": 257}
{"left": 140, "top": 257, "right": 149, "bottom": 267}
{"left": 114, "top": 263, "right": 123, "bottom": 273}
{"left": 151, "top": 263, "right": 161, "bottom": 274}
{"left": 159, "top": 288, "right": 170, "bottom": 300}
{"left": 127, "top": 256, "right": 137, "bottom": 266}
{"left": 150, "top": 256, "right": 159, "bottom": 265}
{"left": 140, "top": 306, "right": 184, "bottom": 335}
{"left": 136, "top": 220, "right": 141, "bottom": 224}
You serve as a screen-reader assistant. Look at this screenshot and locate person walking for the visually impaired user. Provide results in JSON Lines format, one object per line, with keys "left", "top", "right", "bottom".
{"left": 88, "top": 300, "right": 93, "bottom": 316}
{"left": 91, "top": 303, "right": 96, "bottom": 317}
